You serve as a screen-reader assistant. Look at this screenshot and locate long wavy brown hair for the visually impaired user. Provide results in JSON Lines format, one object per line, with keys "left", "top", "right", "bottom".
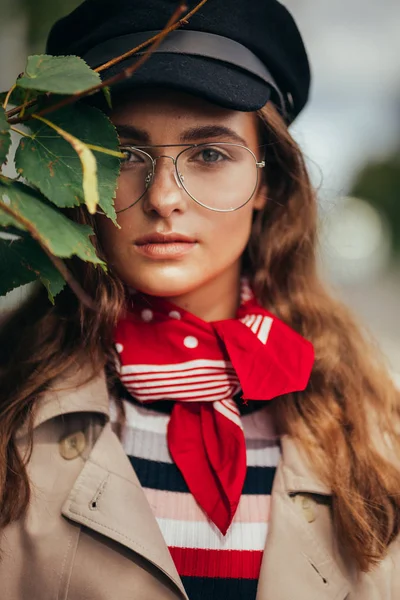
{"left": 1, "top": 102, "right": 399, "bottom": 572}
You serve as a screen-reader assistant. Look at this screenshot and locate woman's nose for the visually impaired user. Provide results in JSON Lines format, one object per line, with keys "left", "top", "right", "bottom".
{"left": 142, "top": 156, "right": 187, "bottom": 218}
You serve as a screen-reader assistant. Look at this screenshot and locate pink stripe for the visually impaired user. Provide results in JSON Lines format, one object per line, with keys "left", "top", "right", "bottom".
{"left": 122, "top": 379, "right": 239, "bottom": 394}
{"left": 144, "top": 488, "right": 271, "bottom": 523}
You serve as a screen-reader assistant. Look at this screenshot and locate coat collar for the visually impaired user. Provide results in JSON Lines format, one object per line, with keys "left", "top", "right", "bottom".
{"left": 34, "top": 366, "right": 111, "bottom": 428}
{"left": 31, "top": 368, "right": 331, "bottom": 495}
{"left": 32, "top": 368, "right": 350, "bottom": 600}
{"left": 279, "top": 435, "right": 331, "bottom": 496}
{"left": 30, "top": 366, "right": 188, "bottom": 599}
{"left": 61, "top": 420, "right": 189, "bottom": 600}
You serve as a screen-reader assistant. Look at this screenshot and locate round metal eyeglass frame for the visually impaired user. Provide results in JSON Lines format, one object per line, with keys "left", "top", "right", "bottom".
{"left": 117, "top": 142, "right": 266, "bottom": 214}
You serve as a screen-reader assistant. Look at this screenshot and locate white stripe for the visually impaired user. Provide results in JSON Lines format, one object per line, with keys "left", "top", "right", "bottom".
{"left": 258, "top": 317, "right": 273, "bottom": 344}
{"left": 128, "top": 385, "right": 238, "bottom": 399}
{"left": 156, "top": 518, "right": 268, "bottom": 551}
{"left": 121, "top": 359, "right": 232, "bottom": 375}
{"left": 242, "top": 314, "right": 257, "bottom": 328}
{"left": 122, "top": 400, "right": 170, "bottom": 434}
{"left": 121, "top": 373, "right": 238, "bottom": 387}
{"left": 123, "top": 379, "right": 237, "bottom": 394}
{"left": 246, "top": 445, "right": 281, "bottom": 467}
{"left": 241, "top": 315, "right": 251, "bottom": 326}
{"left": 131, "top": 384, "right": 234, "bottom": 400}
{"left": 250, "top": 315, "right": 263, "bottom": 335}
{"left": 221, "top": 398, "right": 240, "bottom": 415}
{"left": 130, "top": 385, "right": 232, "bottom": 402}
{"left": 122, "top": 368, "right": 237, "bottom": 382}
{"left": 213, "top": 401, "right": 243, "bottom": 429}
{"left": 121, "top": 426, "right": 173, "bottom": 463}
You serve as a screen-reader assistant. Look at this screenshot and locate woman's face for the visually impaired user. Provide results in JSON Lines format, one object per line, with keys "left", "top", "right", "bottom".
{"left": 97, "top": 89, "right": 266, "bottom": 301}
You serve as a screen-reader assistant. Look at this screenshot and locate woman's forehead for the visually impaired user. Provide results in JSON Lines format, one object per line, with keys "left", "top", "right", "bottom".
{"left": 110, "top": 88, "right": 260, "bottom": 143}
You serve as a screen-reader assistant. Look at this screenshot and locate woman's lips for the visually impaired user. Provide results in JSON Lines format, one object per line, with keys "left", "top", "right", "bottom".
{"left": 134, "top": 241, "right": 196, "bottom": 259}
{"left": 134, "top": 233, "right": 197, "bottom": 259}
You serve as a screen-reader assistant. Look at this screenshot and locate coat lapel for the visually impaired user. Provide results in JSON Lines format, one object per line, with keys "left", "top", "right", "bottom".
{"left": 257, "top": 436, "right": 351, "bottom": 600}
{"left": 34, "top": 368, "right": 188, "bottom": 600}
{"left": 61, "top": 420, "right": 189, "bottom": 600}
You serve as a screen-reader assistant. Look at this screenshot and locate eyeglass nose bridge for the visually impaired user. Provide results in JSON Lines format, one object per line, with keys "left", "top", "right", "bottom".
{"left": 148, "top": 154, "right": 184, "bottom": 190}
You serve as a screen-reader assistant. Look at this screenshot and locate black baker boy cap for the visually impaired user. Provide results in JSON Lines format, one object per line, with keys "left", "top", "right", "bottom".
{"left": 46, "top": 0, "right": 311, "bottom": 123}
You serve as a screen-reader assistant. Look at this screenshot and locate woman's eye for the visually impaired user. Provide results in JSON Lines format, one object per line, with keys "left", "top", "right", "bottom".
{"left": 120, "top": 149, "right": 145, "bottom": 164}
{"left": 196, "top": 148, "right": 228, "bottom": 163}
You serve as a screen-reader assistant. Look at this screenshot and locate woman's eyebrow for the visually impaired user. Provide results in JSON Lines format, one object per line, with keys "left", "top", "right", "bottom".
{"left": 115, "top": 124, "right": 150, "bottom": 143}
{"left": 180, "top": 125, "right": 247, "bottom": 146}
{"left": 115, "top": 123, "right": 247, "bottom": 146}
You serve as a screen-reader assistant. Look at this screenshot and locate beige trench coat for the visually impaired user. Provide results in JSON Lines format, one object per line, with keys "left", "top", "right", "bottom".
{"left": 1, "top": 369, "right": 399, "bottom": 600}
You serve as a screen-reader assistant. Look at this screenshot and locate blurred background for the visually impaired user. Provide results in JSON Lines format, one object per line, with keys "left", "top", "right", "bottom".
{"left": 0, "top": 0, "right": 399, "bottom": 381}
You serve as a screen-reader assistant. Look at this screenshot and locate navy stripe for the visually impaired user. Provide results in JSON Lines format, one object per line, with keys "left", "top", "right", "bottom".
{"left": 181, "top": 575, "right": 258, "bottom": 600}
{"left": 129, "top": 456, "right": 276, "bottom": 495}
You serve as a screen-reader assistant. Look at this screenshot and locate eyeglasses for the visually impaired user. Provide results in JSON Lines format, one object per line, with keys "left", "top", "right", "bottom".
{"left": 116, "top": 142, "right": 265, "bottom": 213}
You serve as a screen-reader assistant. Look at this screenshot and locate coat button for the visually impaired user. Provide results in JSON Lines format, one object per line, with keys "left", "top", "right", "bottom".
{"left": 300, "top": 496, "right": 316, "bottom": 523}
{"left": 59, "top": 431, "right": 86, "bottom": 460}
{"left": 293, "top": 494, "right": 317, "bottom": 523}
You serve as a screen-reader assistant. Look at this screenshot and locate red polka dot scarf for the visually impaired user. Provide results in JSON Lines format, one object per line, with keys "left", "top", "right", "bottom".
{"left": 114, "top": 281, "right": 314, "bottom": 534}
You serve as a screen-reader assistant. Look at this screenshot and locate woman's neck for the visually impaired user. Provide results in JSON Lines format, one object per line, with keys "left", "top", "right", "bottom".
{"left": 167, "top": 264, "right": 242, "bottom": 321}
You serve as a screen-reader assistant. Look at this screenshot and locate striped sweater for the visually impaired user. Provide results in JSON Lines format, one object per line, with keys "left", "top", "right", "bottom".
{"left": 111, "top": 394, "right": 280, "bottom": 600}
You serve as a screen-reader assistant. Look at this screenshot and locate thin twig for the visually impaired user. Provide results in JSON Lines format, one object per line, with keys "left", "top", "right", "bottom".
{"left": 33, "top": 3, "right": 188, "bottom": 120}
{"left": 19, "top": 90, "right": 31, "bottom": 118}
{"left": 8, "top": 0, "right": 209, "bottom": 125}
{"left": 86, "top": 143, "right": 125, "bottom": 158}
{"left": 95, "top": 2, "right": 188, "bottom": 73}
{"left": 3, "top": 84, "right": 16, "bottom": 110}
{"left": 0, "top": 200, "right": 96, "bottom": 309}
{"left": 6, "top": 98, "right": 38, "bottom": 119}
{"left": 10, "top": 126, "right": 30, "bottom": 137}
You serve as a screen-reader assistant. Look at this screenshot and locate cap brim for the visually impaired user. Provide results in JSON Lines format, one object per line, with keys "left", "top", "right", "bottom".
{"left": 97, "top": 53, "right": 272, "bottom": 112}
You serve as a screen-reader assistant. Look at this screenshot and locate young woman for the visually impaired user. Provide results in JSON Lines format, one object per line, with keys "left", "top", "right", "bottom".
{"left": 1, "top": 1, "right": 400, "bottom": 599}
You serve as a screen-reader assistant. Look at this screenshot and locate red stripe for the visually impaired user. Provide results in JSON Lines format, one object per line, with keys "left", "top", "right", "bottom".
{"left": 121, "top": 377, "right": 239, "bottom": 388}
{"left": 169, "top": 547, "right": 263, "bottom": 579}
{"left": 131, "top": 392, "right": 234, "bottom": 403}
{"left": 125, "top": 387, "right": 238, "bottom": 401}
{"left": 121, "top": 367, "right": 237, "bottom": 377}
{"left": 220, "top": 400, "right": 240, "bottom": 416}
{"left": 128, "top": 383, "right": 238, "bottom": 397}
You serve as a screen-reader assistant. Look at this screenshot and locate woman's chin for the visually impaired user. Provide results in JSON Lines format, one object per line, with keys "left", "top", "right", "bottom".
{"left": 124, "top": 270, "right": 205, "bottom": 299}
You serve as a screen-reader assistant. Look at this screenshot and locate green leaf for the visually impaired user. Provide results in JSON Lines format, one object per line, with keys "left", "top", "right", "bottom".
{"left": 0, "top": 87, "right": 36, "bottom": 106}
{"left": 0, "top": 87, "right": 39, "bottom": 109}
{"left": 32, "top": 114, "right": 100, "bottom": 214}
{"left": 15, "top": 104, "right": 120, "bottom": 222}
{"left": 0, "top": 236, "right": 37, "bottom": 295}
{"left": 0, "top": 211, "right": 25, "bottom": 230}
{"left": 0, "top": 106, "right": 11, "bottom": 167}
{"left": 0, "top": 181, "right": 104, "bottom": 264}
{"left": 0, "top": 236, "right": 65, "bottom": 301}
{"left": 103, "top": 86, "right": 112, "bottom": 110}
{"left": 17, "top": 55, "right": 101, "bottom": 95}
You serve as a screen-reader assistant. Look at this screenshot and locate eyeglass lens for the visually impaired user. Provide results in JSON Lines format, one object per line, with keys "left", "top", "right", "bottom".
{"left": 116, "top": 143, "right": 260, "bottom": 212}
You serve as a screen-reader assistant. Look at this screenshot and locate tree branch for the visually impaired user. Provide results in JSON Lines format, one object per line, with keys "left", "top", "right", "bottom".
{"left": 6, "top": 98, "right": 38, "bottom": 119}
{"left": 7, "top": 0, "right": 209, "bottom": 125}
{"left": 2, "top": 84, "right": 16, "bottom": 110}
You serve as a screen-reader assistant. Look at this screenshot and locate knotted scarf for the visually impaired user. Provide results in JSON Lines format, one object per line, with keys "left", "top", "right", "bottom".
{"left": 114, "top": 281, "right": 314, "bottom": 534}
